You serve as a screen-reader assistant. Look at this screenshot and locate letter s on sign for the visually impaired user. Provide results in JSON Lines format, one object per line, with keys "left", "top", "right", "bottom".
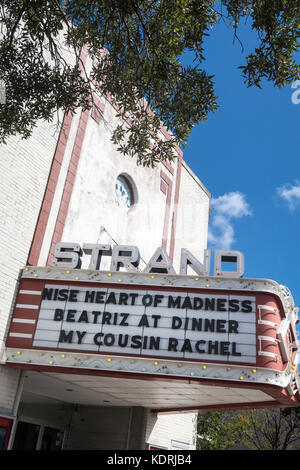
{"left": 291, "top": 80, "right": 300, "bottom": 105}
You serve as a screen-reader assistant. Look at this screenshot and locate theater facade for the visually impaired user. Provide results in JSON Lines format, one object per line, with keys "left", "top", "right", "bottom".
{"left": 0, "top": 46, "right": 299, "bottom": 450}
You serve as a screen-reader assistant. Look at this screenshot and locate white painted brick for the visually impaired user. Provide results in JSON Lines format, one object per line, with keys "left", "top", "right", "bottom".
{"left": 146, "top": 411, "right": 197, "bottom": 449}
{"left": 0, "top": 116, "right": 63, "bottom": 413}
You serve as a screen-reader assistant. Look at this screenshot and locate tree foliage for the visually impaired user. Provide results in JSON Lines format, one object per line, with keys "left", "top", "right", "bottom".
{"left": 197, "top": 410, "right": 248, "bottom": 450}
{"left": 197, "top": 407, "right": 300, "bottom": 450}
{"left": 0, "top": 1, "right": 299, "bottom": 165}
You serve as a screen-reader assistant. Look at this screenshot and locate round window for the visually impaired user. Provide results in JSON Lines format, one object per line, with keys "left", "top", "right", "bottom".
{"left": 115, "top": 174, "right": 136, "bottom": 211}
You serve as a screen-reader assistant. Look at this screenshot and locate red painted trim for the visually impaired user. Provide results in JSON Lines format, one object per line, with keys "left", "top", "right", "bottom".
{"left": 169, "top": 152, "right": 183, "bottom": 262}
{"left": 27, "top": 111, "right": 74, "bottom": 266}
{"left": 46, "top": 106, "right": 90, "bottom": 266}
{"left": 0, "top": 417, "right": 13, "bottom": 450}
{"left": 152, "top": 401, "right": 285, "bottom": 414}
{"left": 91, "top": 96, "right": 105, "bottom": 124}
{"left": 160, "top": 180, "right": 168, "bottom": 195}
{"left": 27, "top": 46, "right": 89, "bottom": 267}
{"left": 160, "top": 170, "right": 173, "bottom": 250}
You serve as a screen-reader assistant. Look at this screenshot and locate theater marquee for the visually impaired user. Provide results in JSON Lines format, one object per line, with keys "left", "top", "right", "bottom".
{"left": 2, "top": 264, "right": 300, "bottom": 409}
{"left": 33, "top": 285, "right": 255, "bottom": 361}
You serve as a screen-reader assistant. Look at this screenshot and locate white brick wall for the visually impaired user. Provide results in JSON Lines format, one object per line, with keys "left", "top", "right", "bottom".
{"left": 0, "top": 117, "right": 62, "bottom": 414}
{"left": 172, "top": 161, "right": 210, "bottom": 272}
{"left": 146, "top": 411, "right": 197, "bottom": 449}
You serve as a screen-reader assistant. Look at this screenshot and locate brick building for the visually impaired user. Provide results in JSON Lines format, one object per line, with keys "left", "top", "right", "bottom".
{"left": 0, "top": 46, "right": 299, "bottom": 451}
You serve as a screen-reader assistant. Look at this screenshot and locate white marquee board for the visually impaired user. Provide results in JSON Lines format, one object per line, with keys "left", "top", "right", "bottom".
{"left": 32, "top": 284, "right": 257, "bottom": 363}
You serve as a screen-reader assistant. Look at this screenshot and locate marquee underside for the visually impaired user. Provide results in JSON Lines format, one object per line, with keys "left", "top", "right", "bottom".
{"left": 21, "top": 370, "right": 275, "bottom": 412}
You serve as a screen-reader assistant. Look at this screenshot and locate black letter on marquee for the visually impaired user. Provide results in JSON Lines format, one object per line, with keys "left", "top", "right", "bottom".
{"left": 106, "top": 292, "right": 116, "bottom": 304}
{"left": 57, "top": 289, "right": 68, "bottom": 301}
{"left": 120, "top": 313, "right": 129, "bottom": 326}
{"left": 229, "top": 299, "right": 239, "bottom": 312}
{"left": 78, "top": 311, "right": 89, "bottom": 323}
{"left": 118, "top": 334, "right": 129, "bottom": 347}
{"left": 59, "top": 330, "right": 73, "bottom": 343}
{"left": 119, "top": 293, "right": 128, "bottom": 305}
{"left": 231, "top": 342, "right": 241, "bottom": 356}
{"left": 76, "top": 331, "right": 86, "bottom": 344}
{"left": 66, "top": 310, "right": 76, "bottom": 322}
{"left": 181, "top": 339, "right": 193, "bottom": 353}
{"left": 241, "top": 300, "right": 252, "bottom": 313}
{"left": 216, "top": 319, "right": 226, "bottom": 333}
{"left": 204, "top": 298, "right": 215, "bottom": 311}
{"left": 138, "top": 314, "right": 150, "bottom": 327}
{"left": 93, "top": 332, "right": 104, "bottom": 345}
{"left": 220, "top": 341, "right": 230, "bottom": 355}
{"left": 68, "top": 290, "right": 79, "bottom": 302}
{"left": 171, "top": 317, "right": 182, "bottom": 329}
{"left": 54, "top": 309, "right": 64, "bottom": 321}
{"left": 154, "top": 295, "right": 164, "bottom": 307}
{"left": 168, "top": 296, "right": 181, "bottom": 308}
{"left": 208, "top": 341, "right": 219, "bottom": 354}
{"left": 85, "top": 291, "right": 95, "bottom": 303}
{"left": 42, "top": 288, "right": 53, "bottom": 300}
{"left": 195, "top": 340, "right": 205, "bottom": 353}
{"left": 181, "top": 296, "right": 192, "bottom": 309}
{"left": 142, "top": 295, "right": 153, "bottom": 307}
{"left": 168, "top": 338, "right": 178, "bottom": 351}
{"left": 228, "top": 320, "right": 239, "bottom": 333}
{"left": 152, "top": 315, "right": 161, "bottom": 327}
{"left": 217, "top": 298, "right": 227, "bottom": 312}
{"left": 104, "top": 334, "right": 115, "bottom": 346}
{"left": 131, "top": 335, "right": 142, "bottom": 349}
{"left": 193, "top": 298, "right": 203, "bottom": 310}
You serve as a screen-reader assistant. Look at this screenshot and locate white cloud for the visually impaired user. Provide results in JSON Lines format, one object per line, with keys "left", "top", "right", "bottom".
{"left": 277, "top": 181, "right": 300, "bottom": 211}
{"left": 208, "top": 192, "right": 252, "bottom": 250}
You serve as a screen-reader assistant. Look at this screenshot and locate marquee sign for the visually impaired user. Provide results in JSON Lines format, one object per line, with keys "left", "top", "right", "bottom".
{"left": 2, "top": 264, "right": 300, "bottom": 409}
{"left": 31, "top": 285, "right": 256, "bottom": 362}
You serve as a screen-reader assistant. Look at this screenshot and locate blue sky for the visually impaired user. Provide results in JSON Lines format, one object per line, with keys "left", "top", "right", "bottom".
{"left": 183, "top": 20, "right": 300, "bottom": 310}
